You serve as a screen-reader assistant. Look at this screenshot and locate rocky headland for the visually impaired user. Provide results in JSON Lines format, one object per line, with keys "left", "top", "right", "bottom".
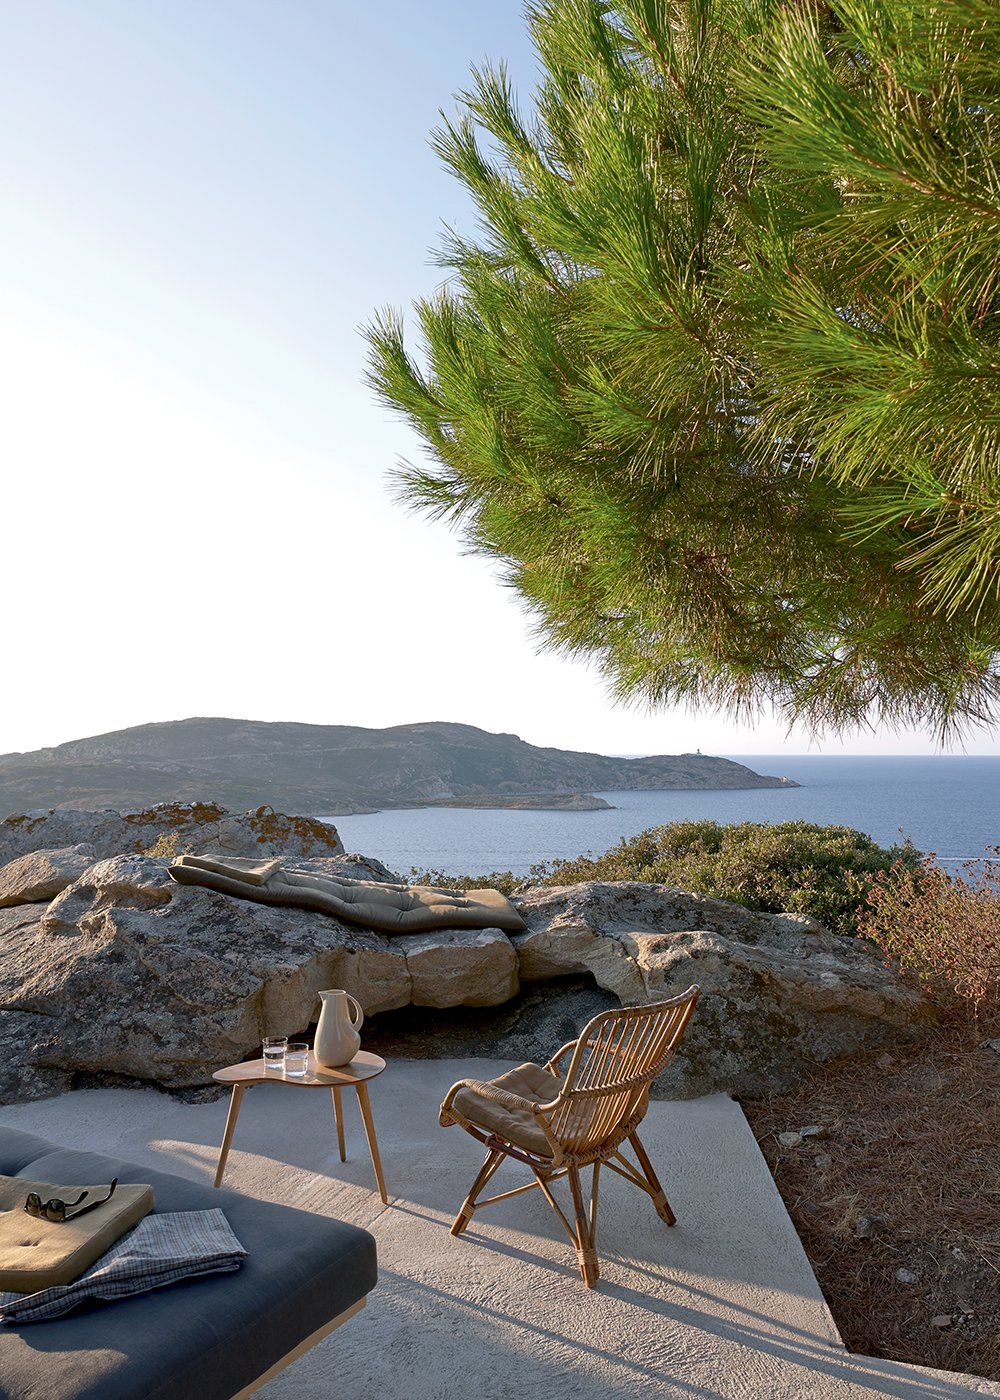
{"left": 0, "top": 803, "right": 932, "bottom": 1108}
{"left": 0, "top": 717, "right": 797, "bottom": 816}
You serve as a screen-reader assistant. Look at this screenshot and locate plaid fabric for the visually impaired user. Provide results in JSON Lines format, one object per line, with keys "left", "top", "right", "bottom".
{"left": 0, "top": 1210, "right": 246, "bottom": 1324}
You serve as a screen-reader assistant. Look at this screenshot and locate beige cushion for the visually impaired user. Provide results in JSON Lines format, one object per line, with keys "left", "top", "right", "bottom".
{"left": 452, "top": 1063, "right": 563, "bottom": 1157}
{"left": 175, "top": 854, "right": 283, "bottom": 887}
{"left": 169, "top": 857, "right": 526, "bottom": 934}
{"left": 0, "top": 1177, "right": 154, "bottom": 1292}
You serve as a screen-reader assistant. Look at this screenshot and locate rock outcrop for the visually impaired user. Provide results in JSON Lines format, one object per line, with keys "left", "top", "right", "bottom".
{"left": 0, "top": 850, "right": 932, "bottom": 1104}
{"left": 0, "top": 844, "right": 95, "bottom": 906}
{"left": 0, "top": 905, "right": 72, "bottom": 1101}
{"left": 512, "top": 882, "right": 933, "bottom": 1096}
{"left": 0, "top": 855, "right": 517, "bottom": 1095}
{"left": 0, "top": 803, "right": 344, "bottom": 879}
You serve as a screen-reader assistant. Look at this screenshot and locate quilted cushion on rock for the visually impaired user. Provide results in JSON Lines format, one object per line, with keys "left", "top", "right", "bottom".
{"left": 451, "top": 1063, "right": 564, "bottom": 1157}
{"left": 168, "top": 856, "right": 526, "bottom": 933}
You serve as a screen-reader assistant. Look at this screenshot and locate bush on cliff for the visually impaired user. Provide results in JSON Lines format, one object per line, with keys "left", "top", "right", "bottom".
{"left": 858, "top": 851, "right": 1000, "bottom": 1021}
{"left": 410, "top": 868, "right": 524, "bottom": 898}
{"left": 412, "top": 820, "right": 918, "bottom": 935}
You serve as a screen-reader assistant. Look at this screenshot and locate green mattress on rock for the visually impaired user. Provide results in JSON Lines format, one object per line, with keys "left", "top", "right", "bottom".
{"left": 167, "top": 854, "right": 526, "bottom": 934}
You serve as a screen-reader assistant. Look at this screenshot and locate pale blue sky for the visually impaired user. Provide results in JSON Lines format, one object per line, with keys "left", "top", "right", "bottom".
{"left": 2, "top": 1, "right": 994, "bottom": 757}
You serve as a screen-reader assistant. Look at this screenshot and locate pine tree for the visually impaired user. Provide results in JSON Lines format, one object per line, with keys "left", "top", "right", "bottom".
{"left": 367, "top": 0, "right": 1000, "bottom": 736}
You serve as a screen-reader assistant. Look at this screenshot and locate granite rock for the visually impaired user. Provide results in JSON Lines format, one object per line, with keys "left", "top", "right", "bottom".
{"left": 0, "top": 802, "right": 344, "bottom": 868}
{"left": 0, "top": 862, "right": 933, "bottom": 1105}
{"left": 0, "top": 855, "right": 515, "bottom": 1094}
{"left": 511, "top": 881, "right": 933, "bottom": 1097}
{"left": 0, "top": 844, "right": 96, "bottom": 906}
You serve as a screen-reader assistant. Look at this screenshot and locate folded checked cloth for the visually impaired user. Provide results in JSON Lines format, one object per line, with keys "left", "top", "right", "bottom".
{"left": 0, "top": 1210, "right": 246, "bottom": 1324}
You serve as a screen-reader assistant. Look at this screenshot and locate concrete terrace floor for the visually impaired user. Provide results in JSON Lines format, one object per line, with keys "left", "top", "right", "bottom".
{"left": 0, "top": 1060, "right": 996, "bottom": 1400}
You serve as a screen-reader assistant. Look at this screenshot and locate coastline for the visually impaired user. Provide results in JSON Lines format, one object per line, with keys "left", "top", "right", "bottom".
{"left": 330, "top": 757, "right": 1000, "bottom": 879}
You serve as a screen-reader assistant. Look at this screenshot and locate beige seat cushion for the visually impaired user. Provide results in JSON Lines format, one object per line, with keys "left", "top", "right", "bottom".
{"left": 451, "top": 1063, "right": 563, "bottom": 1158}
{"left": 0, "top": 1177, "right": 153, "bottom": 1292}
{"left": 169, "top": 856, "right": 526, "bottom": 934}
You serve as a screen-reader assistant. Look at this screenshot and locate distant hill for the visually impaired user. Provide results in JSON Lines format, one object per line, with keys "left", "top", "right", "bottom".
{"left": 0, "top": 718, "right": 797, "bottom": 817}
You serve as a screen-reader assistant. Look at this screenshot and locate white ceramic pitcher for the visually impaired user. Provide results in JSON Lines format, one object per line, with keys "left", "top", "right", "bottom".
{"left": 313, "top": 989, "right": 363, "bottom": 1068}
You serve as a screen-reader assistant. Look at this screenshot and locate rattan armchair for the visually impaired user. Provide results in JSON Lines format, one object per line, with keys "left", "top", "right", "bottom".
{"left": 439, "top": 985, "right": 700, "bottom": 1287}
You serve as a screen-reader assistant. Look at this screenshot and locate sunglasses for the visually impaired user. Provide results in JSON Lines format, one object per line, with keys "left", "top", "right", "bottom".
{"left": 24, "top": 1178, "right": 118, "bottom": 1224}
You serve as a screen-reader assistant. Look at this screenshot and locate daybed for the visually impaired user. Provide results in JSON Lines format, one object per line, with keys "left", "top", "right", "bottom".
{"left": 0, "top": 1127, "right": 376, "bottom": 1399}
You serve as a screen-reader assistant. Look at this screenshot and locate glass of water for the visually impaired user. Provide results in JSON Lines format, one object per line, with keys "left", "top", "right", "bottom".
{"left": 283, "top": 1042, "right": 309, "bottom": 1077}
{"left": 263, "top": 1037, "right": 287, "bottom": 1071}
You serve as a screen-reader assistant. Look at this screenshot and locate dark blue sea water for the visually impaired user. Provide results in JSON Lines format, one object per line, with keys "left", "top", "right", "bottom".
{"left": 331, "top": 756, "right": 1000, "bottom": 878}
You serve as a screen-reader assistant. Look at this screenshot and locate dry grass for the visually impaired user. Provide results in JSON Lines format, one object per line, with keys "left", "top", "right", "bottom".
{"left": 743, "top": 1024, "right": 1000, "bottom": 1381}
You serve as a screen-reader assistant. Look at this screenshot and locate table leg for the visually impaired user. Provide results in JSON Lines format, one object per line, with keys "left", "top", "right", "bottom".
{"left": 331, "top": 1086, "right": 346, "bottom": 1162}
{"left": 214, "top": 1084, "right": 245, "bottom": 1188}
{"left": 355, "top": 1081, "right": 388, "bottom": 1203}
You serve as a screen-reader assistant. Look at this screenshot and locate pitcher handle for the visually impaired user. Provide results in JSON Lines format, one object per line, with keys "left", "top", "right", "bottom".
{"left": 347, "top": 993, "right": 364, "bottom": 1032}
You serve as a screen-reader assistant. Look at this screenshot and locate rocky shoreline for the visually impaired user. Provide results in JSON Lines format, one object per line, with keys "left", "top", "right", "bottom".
{"left": 0, "top": 803, "right": 931, "bottom": 1108}
{"left": 422, "top": 791, "right": 613, "bottom": 811}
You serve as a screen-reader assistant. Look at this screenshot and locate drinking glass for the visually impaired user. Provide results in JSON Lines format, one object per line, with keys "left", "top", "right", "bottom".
{"left": 283, "top": 1042, "right": 309, "bottom": 1077}
{"left": 263, "top": 1037, "right": 287, "bottom": 1071}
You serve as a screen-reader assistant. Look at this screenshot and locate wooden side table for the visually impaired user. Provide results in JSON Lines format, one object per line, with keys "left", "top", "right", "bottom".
{"left": 212, "top": 1050, "right": 389, "bottom": 1202}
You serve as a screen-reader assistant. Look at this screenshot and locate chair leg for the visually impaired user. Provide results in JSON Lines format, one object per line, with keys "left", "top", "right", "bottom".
{"left": 451, "top": 1148, "right": 504, "bottom": 1237}
{"left": 568, "top": 1164, "right": 600, "bottom": 1288}
{"left": 628, "top": 1129, "right": 676, "bottom": 1225}
{"left": 589, "top": 1162, "right": 600, "bottom": 1249}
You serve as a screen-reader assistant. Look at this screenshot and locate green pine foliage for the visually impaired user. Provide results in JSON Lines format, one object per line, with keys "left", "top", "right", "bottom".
{"left": 367, "top": 0, "right": 1000, "bottom": 736}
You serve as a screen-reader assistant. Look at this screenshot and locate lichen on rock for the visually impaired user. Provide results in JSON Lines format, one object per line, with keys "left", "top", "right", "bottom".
{"left": 0, "top": 802, "right": 345, "bottom": 876}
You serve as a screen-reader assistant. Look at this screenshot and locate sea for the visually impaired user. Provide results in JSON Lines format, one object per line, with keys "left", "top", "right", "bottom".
{"left": 330, "top": 755, "right": 1000, "bottom": 878}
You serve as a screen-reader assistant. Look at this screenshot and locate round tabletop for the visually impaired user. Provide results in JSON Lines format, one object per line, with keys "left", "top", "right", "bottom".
{"left": 213, "top": 1049, "right": 386, "bottom": 1088}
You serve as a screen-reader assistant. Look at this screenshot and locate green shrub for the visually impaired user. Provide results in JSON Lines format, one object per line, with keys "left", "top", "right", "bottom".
{"left": 408, "top": 868, "right": 523, "bottom": 897}
{"left": 412, "top": 822, "right": 919, "bottom": 935}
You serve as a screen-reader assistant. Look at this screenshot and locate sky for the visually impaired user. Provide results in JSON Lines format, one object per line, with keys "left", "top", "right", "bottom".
{"left": 2, "top": 0, "right": 995, "bottom": 760}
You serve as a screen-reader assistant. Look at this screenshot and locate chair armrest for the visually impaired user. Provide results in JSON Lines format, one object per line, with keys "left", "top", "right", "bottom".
{"left": 439, "top": 1077, "right": 565, "bottom": 1162}
{"left": 439, "top": 1078, "right": 541, "bottom": 1128}
{"left": 544, "top": 1041, "right": 577, "bottom": 1076}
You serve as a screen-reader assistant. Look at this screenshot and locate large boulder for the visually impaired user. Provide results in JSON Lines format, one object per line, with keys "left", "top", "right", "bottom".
{"left": 0, "top": 844, "right": 95, "bottom": 906}
{"left": 0, "top": 907, "right": 74, "bottom": 1102}
{"left": 512, "top": 882, "right": 934, "bottom": 1096}
{"left": 396, "top": 929, "right": 519, "bottom": 1008}
{"left": 0, "top": 1009, "right": 73, "bottom": 1103}
{"left": 0, "top": 802, "right": 344, "bottom": 869}
{"left": 0, "top": 855, "right": 517, "bottom": 1096}
{"left": 0, "top": 859, "right": 932, "bottom": 1105}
